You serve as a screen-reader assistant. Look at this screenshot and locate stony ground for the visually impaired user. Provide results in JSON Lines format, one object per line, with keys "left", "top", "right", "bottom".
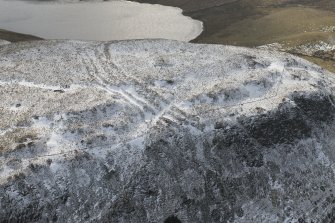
{"left": 0, "top": 39, "right": 335, "bottom": 222}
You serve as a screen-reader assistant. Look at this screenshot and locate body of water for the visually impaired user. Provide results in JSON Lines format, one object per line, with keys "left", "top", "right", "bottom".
{"left": 0, "top": 0, "right": 203, "bottom": 41}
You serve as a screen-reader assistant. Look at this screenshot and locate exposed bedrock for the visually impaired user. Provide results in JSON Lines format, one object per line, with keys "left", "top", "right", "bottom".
{"left": 0, "top": 40, "right": 335, "bottom": 222}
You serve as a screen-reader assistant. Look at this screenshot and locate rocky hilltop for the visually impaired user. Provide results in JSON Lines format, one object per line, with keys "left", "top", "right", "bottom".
{"left": 0, "top": 40, "right": 335, "bottom": 222}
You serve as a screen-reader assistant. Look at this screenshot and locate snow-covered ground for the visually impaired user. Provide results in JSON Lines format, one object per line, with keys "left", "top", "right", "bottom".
{"left": 260, "top": 41, "right": 335, "bottom": 57}
{"left": 0, "top": 39, "right": 335, "bottom": 222}
{"left": 0, "top": 39, "right": 10, "bottom": 46}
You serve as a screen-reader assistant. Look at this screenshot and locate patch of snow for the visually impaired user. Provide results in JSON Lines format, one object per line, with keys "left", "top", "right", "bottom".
{"left": 244, "top": 83, "right": 266, "bottom": 98}
{"left": 267, "top": 62, "right": 285, "bottom": 73}
{"left": 316, "top": 144, "right": 331, "bottom": 167}
{"left": 49, "top": 162, "right": 63, "bottom": 174}
{"left": 0, "top": 39, "right": 10, "bottom": 46}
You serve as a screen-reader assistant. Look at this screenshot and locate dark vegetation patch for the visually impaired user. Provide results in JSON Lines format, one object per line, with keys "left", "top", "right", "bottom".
{"left": 241, "top": 92, "right": 333, "bottom": 147}
{"left": 240, "top": 105, "right": 311, "bottom": 146}
{"left": 164, "top": 215, "right": 182, "bottom": 223}
{"left": 53, "top": 89, "right": 65, "bottom": 93}
{"left": 0, "top": 29, "right": 42, "bottom": 42}
{"left": 213, "top": 125, "right": 265, "bottom": 167}
{"left": 291, "top": 92, "right": 334, "bottom": 122}
{"left": 213, "top": 92, "right": 334, "bottom": 169}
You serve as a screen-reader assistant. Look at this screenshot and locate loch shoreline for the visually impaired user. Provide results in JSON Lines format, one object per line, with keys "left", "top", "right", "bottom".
{"left": 0, "top": 0, "right": 202, "bottom": 42}
{"left": 133, "top": 0, "right": 335, "bottom": 72}
{"left": 2, "top": 0, "right": 335, "bottom": 72}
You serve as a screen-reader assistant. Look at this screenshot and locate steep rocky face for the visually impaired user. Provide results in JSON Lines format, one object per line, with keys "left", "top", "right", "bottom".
{"left": 0, "top": 40, "right": 335, "bottom": 222}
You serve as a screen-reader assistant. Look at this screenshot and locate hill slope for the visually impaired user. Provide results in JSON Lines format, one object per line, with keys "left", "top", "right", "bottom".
{"left": 0, "top": 40, "right": 335, "bottom": 222}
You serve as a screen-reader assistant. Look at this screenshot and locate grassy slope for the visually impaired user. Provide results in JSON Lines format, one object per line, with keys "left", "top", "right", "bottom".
{"left": 0, "top": 29, "right": 42, "bottom": 42}
{"left": 134, "top": 0, "right": 335, "bottom": 72}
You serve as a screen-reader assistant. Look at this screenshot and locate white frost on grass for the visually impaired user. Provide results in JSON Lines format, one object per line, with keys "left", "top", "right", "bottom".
{"left": 1, "top": 39, "right": 335, "bottom": 221}
{"left": 267, "top": 61, "right": 285, "bottom": 73}
{"left": 0, "top": 80, "right": 83, "bottom": 92}
{"left": 244, "top": 83, "right": 264, "bottom": 98}
{"left": 49, "top": 162, "right": 63, "bottom": 174}
{"left": 0, "top": 39, "right": 10, "bottom": 46}
{"left": 46, "top": 132, "right": 63, "bottom": 152}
